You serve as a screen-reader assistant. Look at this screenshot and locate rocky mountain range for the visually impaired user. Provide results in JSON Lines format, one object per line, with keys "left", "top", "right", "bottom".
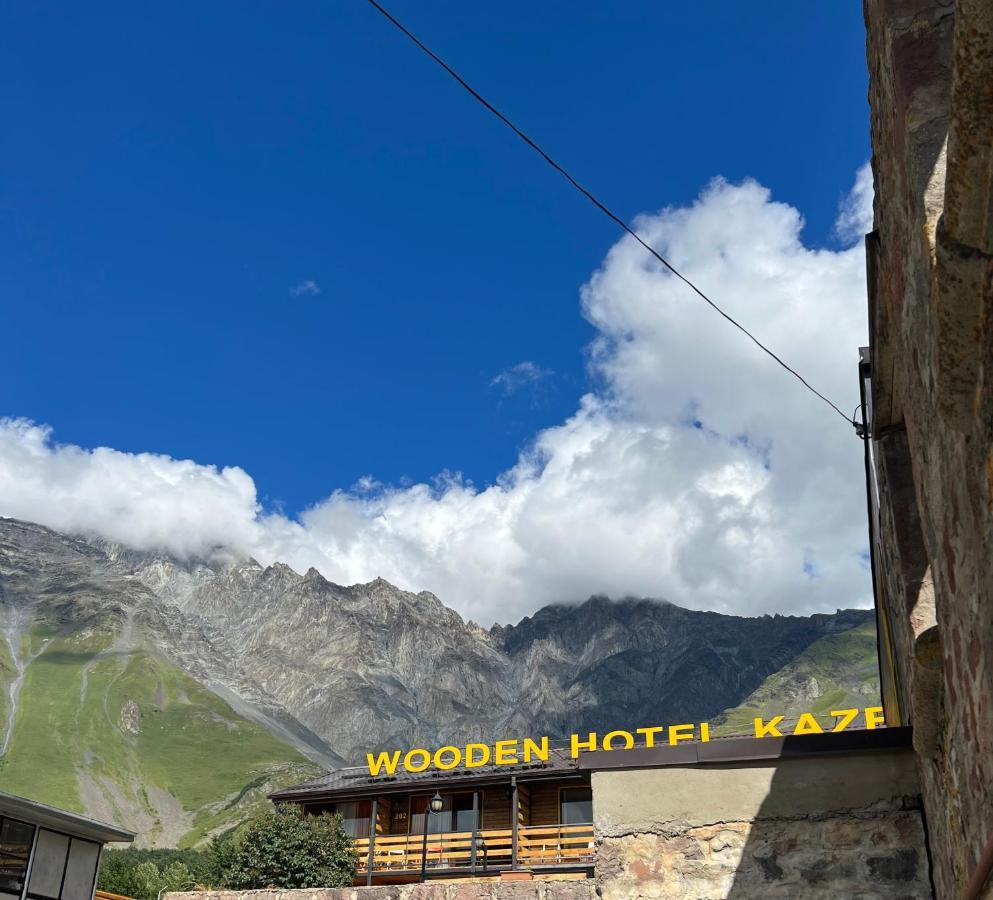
{"left": 0, "top": 517, "right": 879, "bottom": 846}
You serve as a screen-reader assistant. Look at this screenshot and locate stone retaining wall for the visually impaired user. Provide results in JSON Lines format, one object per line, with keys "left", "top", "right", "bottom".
{"left": 167, "top": 885, "right": 595, "bottom": 900}
{"left": 593, "top": 750, "right": 932, "bottom": 899}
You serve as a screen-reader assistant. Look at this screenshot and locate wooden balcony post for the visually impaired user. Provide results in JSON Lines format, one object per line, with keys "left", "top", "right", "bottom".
{"left": 470, "top": 791, "right": 479, "bottom": 872}
{"left": 365, "top": 797, "right": 378, "bottom": 885}
{"left": 510, "top": 777, "right": 519, "bottom": 870}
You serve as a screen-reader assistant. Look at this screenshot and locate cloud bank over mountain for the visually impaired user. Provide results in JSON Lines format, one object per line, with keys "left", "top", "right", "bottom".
{"left": 0, "top": 169, "right": 872, "bottom": 625}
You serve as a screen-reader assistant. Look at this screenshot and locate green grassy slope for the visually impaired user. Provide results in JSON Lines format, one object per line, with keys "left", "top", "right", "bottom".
{"left": 714, "top": 620, "right": 881, "bottom": 736}
{"left": 0, "top": 623, "right": 320, "bottom": 847}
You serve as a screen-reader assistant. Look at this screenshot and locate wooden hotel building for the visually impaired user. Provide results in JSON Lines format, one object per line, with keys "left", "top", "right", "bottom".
{"left": 269, "top": 749, "right": 594, "bottom": 885}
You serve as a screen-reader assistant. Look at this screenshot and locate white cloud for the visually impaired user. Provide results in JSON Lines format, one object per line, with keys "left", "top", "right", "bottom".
{"left": 289, "top": 279, "right": 321, "bottom": 297}
{"left": 0, "top": 419, "right": 264, "bottom": 558}
{"left": 490, "top": 361, "right": 553, "bottom": 397}
{"left": 834, "top": 163, "right": 874, "bottom": 243}
{"left": 0, "top": 172, "right": 873, "bottom": 626}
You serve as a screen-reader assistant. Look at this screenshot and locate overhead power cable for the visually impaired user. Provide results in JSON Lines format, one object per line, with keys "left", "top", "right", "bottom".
{"left": 362, "top": 0, "right": 857, "bottom": 429}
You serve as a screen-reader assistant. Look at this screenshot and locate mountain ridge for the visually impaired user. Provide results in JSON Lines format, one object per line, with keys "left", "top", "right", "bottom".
{"left": 0, "top": 517, "right": 878, "bottom": 845}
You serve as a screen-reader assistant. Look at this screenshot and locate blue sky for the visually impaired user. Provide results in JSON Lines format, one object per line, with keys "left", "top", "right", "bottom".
{"left": 2, "top": 1, "right": 869, "bottom": 518}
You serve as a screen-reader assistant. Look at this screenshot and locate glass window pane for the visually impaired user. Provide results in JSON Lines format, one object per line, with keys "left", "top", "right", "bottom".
{"left": 0, "top": 819, "right": 35, "bottom": 895}
{"left": 409, "top": 795, "right": 451, "bottom": 835}
{"left": 452, "top": 795, "right": 476, "bottom": 833}
{"left": 28, "top": 830, "right": 69, "bottom": 899}
{"left": 60, "top": 840, "right": 100, "bottom": 900}
{"left": 560, "top": 788, "right": 592, "bottom": 825}
{"left": 334, "top": 801, "right": 371, "bottom": 839}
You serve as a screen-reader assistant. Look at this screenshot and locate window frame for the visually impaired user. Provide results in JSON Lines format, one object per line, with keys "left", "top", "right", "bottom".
{"left": 406, "top": 792, "right": 479, "bottom": 835}
{"left": 0, "top": 816, "right": 36, "bottom": 900}
{"left": 23, "top": 828, "right": 101, "bottom": 900}
{"left": 332, "top": 800, "right": 372, "bottom": 840}
{"left": 558, "top": 786, "right": 593, "bottom": 826}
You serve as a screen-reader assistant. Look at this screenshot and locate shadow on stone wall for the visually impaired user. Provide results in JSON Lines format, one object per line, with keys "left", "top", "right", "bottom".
{"left": 722, "top": 748, "right": 932, "bottom": 900}
{"left": 593, "top": 745, "right": 933, "bottom": 900}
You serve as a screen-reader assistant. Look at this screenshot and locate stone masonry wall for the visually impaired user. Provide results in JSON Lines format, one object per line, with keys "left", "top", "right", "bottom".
{"left": 592, "top": 752, "right": 932, "bottom": 899}
{"left": 597, "top": 813, "right": 928, "bottom": 900}
{"left": 168, "top": 886, "right": 594, "bottom": 900}
{"left": 864, "top": 0, "right": 993, "bottom": 896}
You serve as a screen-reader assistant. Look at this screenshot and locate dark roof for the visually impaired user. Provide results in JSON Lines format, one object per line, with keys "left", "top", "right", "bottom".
{"left": 270, "top": 748, "right": 583, "bottom": 801}
{"left": 0, "top": 792, "right": 135, "bottom": 843}
{"left": 578, "top": 726, "right": 914, "bottom": 771}
{"left": 272, "top": 727, "right": 915, "bottom": 802}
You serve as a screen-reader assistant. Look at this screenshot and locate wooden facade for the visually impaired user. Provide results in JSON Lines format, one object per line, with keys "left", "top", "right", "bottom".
{"left": 280, "top": 765, "right": 594, "bottom": 886}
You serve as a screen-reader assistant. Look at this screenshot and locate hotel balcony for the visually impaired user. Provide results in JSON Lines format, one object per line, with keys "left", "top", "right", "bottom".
{"left": 270, "top": 748, "right": 595, "bottom": 885}
{"left": 353, "top": 822, "right": 595, "bottom": 877}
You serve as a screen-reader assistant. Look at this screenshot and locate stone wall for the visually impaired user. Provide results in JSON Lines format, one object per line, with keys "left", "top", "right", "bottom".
{"left": 168, "top": 885, "right": 594, "bottom": 900}
{"left": 864, "top": 0, "right": 993, "bottom": 896}
{"left": 592, "top": 751, "right": 931, "bottom": 899}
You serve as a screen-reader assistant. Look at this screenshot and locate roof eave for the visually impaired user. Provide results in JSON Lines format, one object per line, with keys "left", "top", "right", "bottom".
{"left": 270, "top": 766, "right": 587, "bottom": 803}
{"left": 0, "top": 792, "right": 136, "bottom": 843}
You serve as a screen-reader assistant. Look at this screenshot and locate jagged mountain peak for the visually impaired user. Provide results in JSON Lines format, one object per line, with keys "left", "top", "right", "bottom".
{"left": 0, "top": 517, "right": 879, "bottom": 846}
{"left": 303, "top": 566, "right": 325, "bottom": 583}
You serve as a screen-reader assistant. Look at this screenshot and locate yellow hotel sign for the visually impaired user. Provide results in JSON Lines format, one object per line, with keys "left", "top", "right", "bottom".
{"left": 366, "top": 706, "right": 886, "bottom": 776}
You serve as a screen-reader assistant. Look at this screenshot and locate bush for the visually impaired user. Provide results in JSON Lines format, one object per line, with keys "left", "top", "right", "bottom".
{"left": 97, "top": 804, "right": 354, "bottom": 896}
{"left": 99, "top": 845, "right": 232, "bottom": 897}
{"left": 201, "top": 836, "right": 240, "bottom": 888}
{"left": 98, "top": 855, "right": 196, "bottom": 899}
{"left": 221, "top": 804, "right": 354, "bottom": 889}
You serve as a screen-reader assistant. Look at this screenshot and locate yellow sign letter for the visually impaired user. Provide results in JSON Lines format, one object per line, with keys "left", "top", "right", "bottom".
{"left": 864, "top": 706, "right": 885, "bottom": 729}
{"left": 753, "top": 716, "right": 784, "bottom": 738}
{"left": 830, "top": 709, "right": 858, "bottom": 732}
{"left": 636, "top": 726, "right": 664, "bottom": 747}
{"left": 367, "top": 750, "right": 401, "bottom": 777}
{"left": 603, "top": 730, "right": 635, "bottom": 751}
{"left": 466, "top": 743, "right": 491, "bottom": 767}
{"left": 434, "top": 746, "right": 462, "bottom": 770}
{"left": 403, "top": 749, "right": 431, "bottom": 773}
{"left": 523, "top": 736, "right": 549, "bottom": 763}
{"left": 495, "top": 739, "right": 520, "bottom": 765}
{"left": 792, "top": 713, "right": 824, "bottom": 735}
{"left": 571, "top": 732, "right": 598, "bottom": 758}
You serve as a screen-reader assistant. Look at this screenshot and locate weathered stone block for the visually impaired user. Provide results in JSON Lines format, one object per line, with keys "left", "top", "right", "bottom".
{"left": 541, "top": 882, "right": 596, "bottom": 900}
{"left": 353, "top": 888, "right": 401, "bottom": 900}
{"left": 395, "top": 886, "right": 445, "bottom": 900}
{"left": 867, "top": 849, "right": 921, "bottom": 882}
{"left": 753, "top": 854, "right": 783, "bottom": 881}
{"left": 445, "top": 882, "right": 492, "bottom": 900}
{"left": 479, "top": 884, "right": 538, "bottom": 900}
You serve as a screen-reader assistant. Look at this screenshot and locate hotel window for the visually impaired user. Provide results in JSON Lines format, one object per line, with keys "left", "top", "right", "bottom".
{"left": 26, "top": 829, "right": 100, "bottom": 900}
{"left": 409, "top": 793, "right": 476, "bottom": 834}
{"left": 333, "top": 800, "right": 371, "bottom": 839}
{"left": 560, "top": 787, "right": 592, "bottom": 824}
{"left": 0, "top": 817, "right": 35, "bottom": 900}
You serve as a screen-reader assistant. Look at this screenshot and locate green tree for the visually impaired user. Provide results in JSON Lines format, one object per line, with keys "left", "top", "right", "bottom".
{"left": 203, "top": 836, "right": 240, "bottom": 888}
{"left": 95, "top": 853, "right": 139, "bottom": 898}
{"left": 222, "top": 804, "right": 354, "bottom": 889}
{"left": 159, "top": 862, "right": 195, "bottom": 894}
{"left": 128, "top": 861, "right": 192, "bottom": 899}
{"left": 99, "top": 848, "right": 214, "bottom": 896}
{"left": 129, "top": 862, "right": 163, "bottom": 899}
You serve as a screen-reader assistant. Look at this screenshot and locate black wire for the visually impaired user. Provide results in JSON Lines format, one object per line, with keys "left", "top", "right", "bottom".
{"left": 852, "top": 403, "right": 866, "bottom": 437}
{"left": 361, "top": 0, "right": 857, "bottom": 429}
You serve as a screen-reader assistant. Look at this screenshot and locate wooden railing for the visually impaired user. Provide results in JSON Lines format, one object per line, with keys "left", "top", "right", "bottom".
{"left": 519, "top": 824, "right": 596, "bottom": 865}
{"left": 353, "top": 824, "right": 594, "bottom": 872}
